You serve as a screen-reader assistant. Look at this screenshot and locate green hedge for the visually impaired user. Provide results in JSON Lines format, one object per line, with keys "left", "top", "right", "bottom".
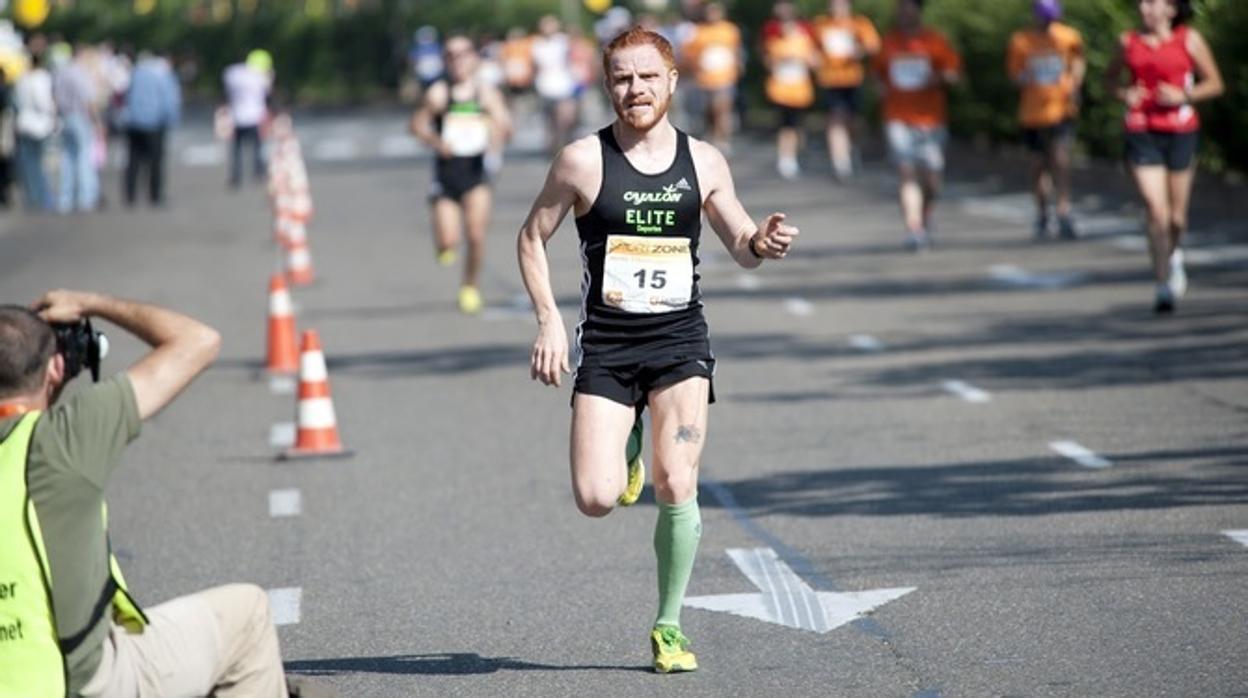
{"left": 32, "top": 0, "right": 1246, "bottom": 172}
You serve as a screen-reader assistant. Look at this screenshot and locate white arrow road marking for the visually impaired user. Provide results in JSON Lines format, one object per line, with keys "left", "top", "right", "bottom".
{"left": 941, "top": 379, "right": 991, "bottom": 403}
{"left": 1222, "top": 530, "right": 1248, "bottom": 548}
{"left": 1049, "top": 440, "right": 1112, "bottom": 469}
{"left": 268, "top": 588, "right": 301, "bottom": 625}
{"left": 988, "top": 264, "right": 1086, "bottom": 290}
{"left": 269, "top": 422, "right": 296, "bottom": 449}
{"left": 848, "top": 334, "right": 885, "bottom": 352}
{"left": 269, "top": 489, "right": 301, "bottom": 518}
{"left": 684, "top": 548, "right": 915, "bottom": 633}
{"left": 783, "top": 298, "right": 814, "bottom": 317}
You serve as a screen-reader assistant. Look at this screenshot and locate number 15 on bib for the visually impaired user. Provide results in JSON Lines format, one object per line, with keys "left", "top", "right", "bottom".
{"left": 603, "top": 235, "right": 695, "bottom": 314}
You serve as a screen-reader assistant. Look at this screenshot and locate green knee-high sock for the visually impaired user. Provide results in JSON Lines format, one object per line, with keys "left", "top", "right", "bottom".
{"left": 654, "top": 497, "right": 702, "bottom": 629}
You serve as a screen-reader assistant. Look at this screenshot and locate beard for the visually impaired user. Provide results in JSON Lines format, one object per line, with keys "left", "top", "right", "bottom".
{"left": 614, "top": 93, "right": 671, "bottom": 132}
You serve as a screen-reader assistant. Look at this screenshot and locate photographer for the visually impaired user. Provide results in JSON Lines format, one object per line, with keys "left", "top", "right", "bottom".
{"left": 0, "top": 290, "right": 288, "bottom": 697}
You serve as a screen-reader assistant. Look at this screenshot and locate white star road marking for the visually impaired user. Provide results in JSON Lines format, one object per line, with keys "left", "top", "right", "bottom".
{"left": 684, "top": 548, "right": 915, "bottom": 633}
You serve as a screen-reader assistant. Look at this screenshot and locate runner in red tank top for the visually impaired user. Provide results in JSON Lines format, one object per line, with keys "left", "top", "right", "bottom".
{"left": 1105, "top": 0, "right": 1223, "bottom": 314}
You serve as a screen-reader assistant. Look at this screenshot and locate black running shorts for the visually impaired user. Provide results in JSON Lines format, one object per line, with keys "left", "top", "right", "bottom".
{"left": 572, "top": 357, "right": 716, "bottom": 409}
{"left": 1125, "top": 130, "right": 1198, "bottom": 171}
{"left": 430, "top": 155, "right": 487, "bottom": 202}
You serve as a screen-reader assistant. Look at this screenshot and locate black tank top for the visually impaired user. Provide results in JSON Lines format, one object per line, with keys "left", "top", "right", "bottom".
{"left": 573, "top": 126, "right": 710, "bottom": 367}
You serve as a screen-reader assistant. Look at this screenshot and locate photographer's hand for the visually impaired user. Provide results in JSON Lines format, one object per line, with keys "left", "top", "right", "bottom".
{"left": 33, "top": 290, "right": 221, "bottom": 420}
{"left": 33, "top": 289, "right": 100, "bottom": 323}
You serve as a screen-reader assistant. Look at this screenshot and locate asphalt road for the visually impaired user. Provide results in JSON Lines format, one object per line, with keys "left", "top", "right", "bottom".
{"left": 3, "top": 114, "right": 1246, "bottom": 697}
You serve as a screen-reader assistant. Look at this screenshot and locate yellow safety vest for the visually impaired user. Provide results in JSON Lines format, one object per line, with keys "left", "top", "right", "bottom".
{"left": 0, "top": 411, "right": 148, "bottom": 698}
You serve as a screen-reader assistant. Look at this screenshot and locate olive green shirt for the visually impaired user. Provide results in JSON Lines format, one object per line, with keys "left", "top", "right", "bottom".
{"left": 0, "top": 374, "right": 141, "bottom": 695}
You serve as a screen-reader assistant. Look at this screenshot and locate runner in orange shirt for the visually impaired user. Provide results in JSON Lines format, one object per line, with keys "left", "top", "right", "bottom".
{"left": 501, "top": 27, "right": 535, "bottom": 97}
{"left": 682, "top": 2, "right": 743, "bottom": 152}
{"left": 762, "top": 0, "right": 818, "bottom": 180}
{"left": 813, "top": 0, "right": 880, "bottom": 181}
{"left": 874, "top": 0, "right": 961, "bottom": 251}
{"left": 1008, "top": 0, "right": 1085, "bottom": 240}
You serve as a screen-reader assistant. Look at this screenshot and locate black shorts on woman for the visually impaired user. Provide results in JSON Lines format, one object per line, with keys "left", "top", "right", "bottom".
{"left": 571, "top": 126, "right": 716, "bottom": 409}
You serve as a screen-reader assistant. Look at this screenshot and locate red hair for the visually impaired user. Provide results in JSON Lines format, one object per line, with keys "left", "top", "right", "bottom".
{"left": 601, "top": 26, "right": 676, "bottom": 76}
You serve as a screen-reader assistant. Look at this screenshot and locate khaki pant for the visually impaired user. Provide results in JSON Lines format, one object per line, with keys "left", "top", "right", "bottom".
{"left": 81, "top": 584, "right": 287, "bottom": 698}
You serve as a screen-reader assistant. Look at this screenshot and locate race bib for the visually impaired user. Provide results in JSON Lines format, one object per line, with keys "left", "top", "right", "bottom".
{"left": 700, "top": 45, "right": 735, "bottom": 73}
{"left": 602, "top": 235, "right": 694, "bottom": 314}
{"left": 774, "top": 59, "right": 808, "bottom": 84}
{"left": 1027, "top": 53, "right": 1064, "bottom": 86}
{"left": 822, "top": 29, "right": 855, "bottom": 59}
{"left": 889, "top": 56, "right": 932, "bottom": 91}
{"left": 442, "top": 112, "right": 490, "bottom": 157}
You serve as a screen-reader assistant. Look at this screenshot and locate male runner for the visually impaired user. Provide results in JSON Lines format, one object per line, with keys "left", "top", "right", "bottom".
{"left": 1008, "top": 0, "right": 1085, "bottom": 240}
{"left": 517, "top": 26, "right": 797, "bottom": 673}
{"left": 411, "top": 35, "right": 512, "bottom": 314}
{"left": 874, "top": 0, "right": 961, "bottom": 250}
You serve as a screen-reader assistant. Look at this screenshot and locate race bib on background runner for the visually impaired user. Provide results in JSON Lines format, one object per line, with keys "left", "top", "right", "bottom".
{"left": 1027, "top": 53, "right": 1064, "bottom": 86}
{"left": 889, "top": 56, "right": 932, "bottom": 91}
{"left": 774, "top": 59, "right": 808, "bottom": 84}
{"left": 700, "top": 45, "right": 735, "bottom": 74}
{"left": 442, "top": 112, "right": 490, "bottom": 157}
{"left": 603, "top": 235, "right": 694, "bottom": 314}
{"left": 822, "top": 29, "right": 855, "bottom": 59}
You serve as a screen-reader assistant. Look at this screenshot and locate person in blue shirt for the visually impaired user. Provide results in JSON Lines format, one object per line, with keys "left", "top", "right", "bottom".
{"left": 123, "top": 50, "right": 180, "bottom": 207}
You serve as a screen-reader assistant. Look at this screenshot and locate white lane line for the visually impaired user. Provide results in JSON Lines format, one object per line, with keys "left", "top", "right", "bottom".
{"left": 1049, "top": 440, "right": 1112, "bottom": 469}
{"left": 268, "top": 489, "right": 301, "bottom": 518}
{"left": 735, "top": 274, "right": 762, "bottom": 290}
{"left": 378, "top": 134, "right": 422, "bottom": 158}
{"left": 783, "top": 297, "right": 814, "bottom": 316}
{"left": 268, "top": 375, "right": 296, "bottom": 395}
{"left": 941, "top": 380, "right": 992, "bottom": 403}
{"left": 181, "top": 143, "right": 225, "bottom": 167}
{"left": 1222, "top": 530, "right": 1248, "bottom": 548}
{"left": 269, "top": 422, "right": 296, "bottom": 449}
{"left": 988, "top": 264, "right": 1085, "bottom": 290}
{"left": 313, "top": 138, "right": 359, "bottom": 161}
{"left": 848, "top": 334, "right": 886, "bottom": 352}
{"left": 1111, "top": 235, "right": 1149, "bottom": 252}
{"left": 1185, "top": 245, "right": 1248, "bottom": 267}
{"left": 268, "top": 588, "right": 302, "bottom": 626}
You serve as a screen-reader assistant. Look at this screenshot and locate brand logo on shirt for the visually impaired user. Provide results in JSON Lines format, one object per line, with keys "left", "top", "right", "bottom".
{"left": 675, "top": 177, "right": 692, "bottom": 191}
{"left": 623, "top": 184, "right": 685, "bottom": 205}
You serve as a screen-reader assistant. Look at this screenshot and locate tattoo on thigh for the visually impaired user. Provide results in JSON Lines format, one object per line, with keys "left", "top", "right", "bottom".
{"left": 675, "top": 425, "right": 702, "bottom": 444}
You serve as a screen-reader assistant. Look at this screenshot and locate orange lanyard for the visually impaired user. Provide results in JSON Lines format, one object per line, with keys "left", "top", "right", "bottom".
{"left": 0, "top": 404, "right": 31, "bottom": 419}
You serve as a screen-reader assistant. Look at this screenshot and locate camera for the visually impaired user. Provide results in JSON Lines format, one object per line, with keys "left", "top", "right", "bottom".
{"left": 51, "top": 319, "right": 108, "bottom": 383}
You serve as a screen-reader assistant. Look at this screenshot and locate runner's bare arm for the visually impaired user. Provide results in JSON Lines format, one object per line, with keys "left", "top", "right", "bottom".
{"left": 1182, "top": 29, "right": 1224, "bottom": 104}
{"left": 692, "top": 140, "right": 798, "bottom": 269}
{"left": 1104, "top": 33, "right": 1140, "bottom": 106}
{"left": 409, "top": 82, "right": 450, "bottom": 156}
{"left": 517, "top": 137, "right": 599, "bottom": 387}
{"left": 483, "top": 85, "right": 514, "bottom": 147}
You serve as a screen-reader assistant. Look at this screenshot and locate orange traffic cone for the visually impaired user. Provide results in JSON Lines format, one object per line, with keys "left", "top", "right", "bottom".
{"left": 265, "top": 274, "right": 299, "bottom": 375}
{"left": 281, "top": 330, "right": 351, "bottom": 460}
{"left": 286, "top": 234, "right": 315, "bottom": 286}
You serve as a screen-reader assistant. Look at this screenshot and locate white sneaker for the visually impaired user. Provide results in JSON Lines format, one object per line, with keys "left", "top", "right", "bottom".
{"left": 1168, "top": 248, "right": 1187, "bottom": 298}
{"left": 777, "top": 158, "right": 800, "bottom": 181}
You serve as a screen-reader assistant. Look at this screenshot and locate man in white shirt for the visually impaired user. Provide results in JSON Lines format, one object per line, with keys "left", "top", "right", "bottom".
{"left": 223, "top": 49, "right": 273, "bottom": 189}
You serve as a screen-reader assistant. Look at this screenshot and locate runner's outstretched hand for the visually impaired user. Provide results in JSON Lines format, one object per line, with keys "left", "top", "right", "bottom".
{"left": 752, "top": 213, "right": 799, "bottom": 260}
{"left": 531, "top": 320, "right": 570, "bottom": 387}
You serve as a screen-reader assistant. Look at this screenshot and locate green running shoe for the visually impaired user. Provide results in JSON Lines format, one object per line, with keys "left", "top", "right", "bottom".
{"left": 651, "top": 625, "right": 698, "bottom": 673}
{"left": 618, "top": 415, "right": 644, "bottom": 506}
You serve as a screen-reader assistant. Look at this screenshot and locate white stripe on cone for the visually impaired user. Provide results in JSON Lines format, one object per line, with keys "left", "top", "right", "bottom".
{"left": 298, "top": 397, "right": 338, "bottom": 430}
{"left": 269, "top": 288, "right": 293, "bottom": 316}
{"left": 300, "top": 351, "right": 328, "bottom": 382}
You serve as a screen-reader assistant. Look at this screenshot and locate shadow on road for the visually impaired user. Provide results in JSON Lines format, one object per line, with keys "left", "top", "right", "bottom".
{"left": 285, "top": 653, "right": 647, "bottom": 676}
{"left": 703, "top": 446, "right": 1248, "bottom": 520}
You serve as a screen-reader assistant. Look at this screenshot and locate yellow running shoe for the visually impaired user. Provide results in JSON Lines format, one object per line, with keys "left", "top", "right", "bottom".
{"left": 437, "top": 248, "right": 458, "bottom": 267}
{"left": 458, "top": 286, "right": 483, "bottom": 315}
{"left": 618, "top": 416, "right": 644, "bottom": 506}
{"left": 651, "top": 625, "right": 697, "bottom": 674}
